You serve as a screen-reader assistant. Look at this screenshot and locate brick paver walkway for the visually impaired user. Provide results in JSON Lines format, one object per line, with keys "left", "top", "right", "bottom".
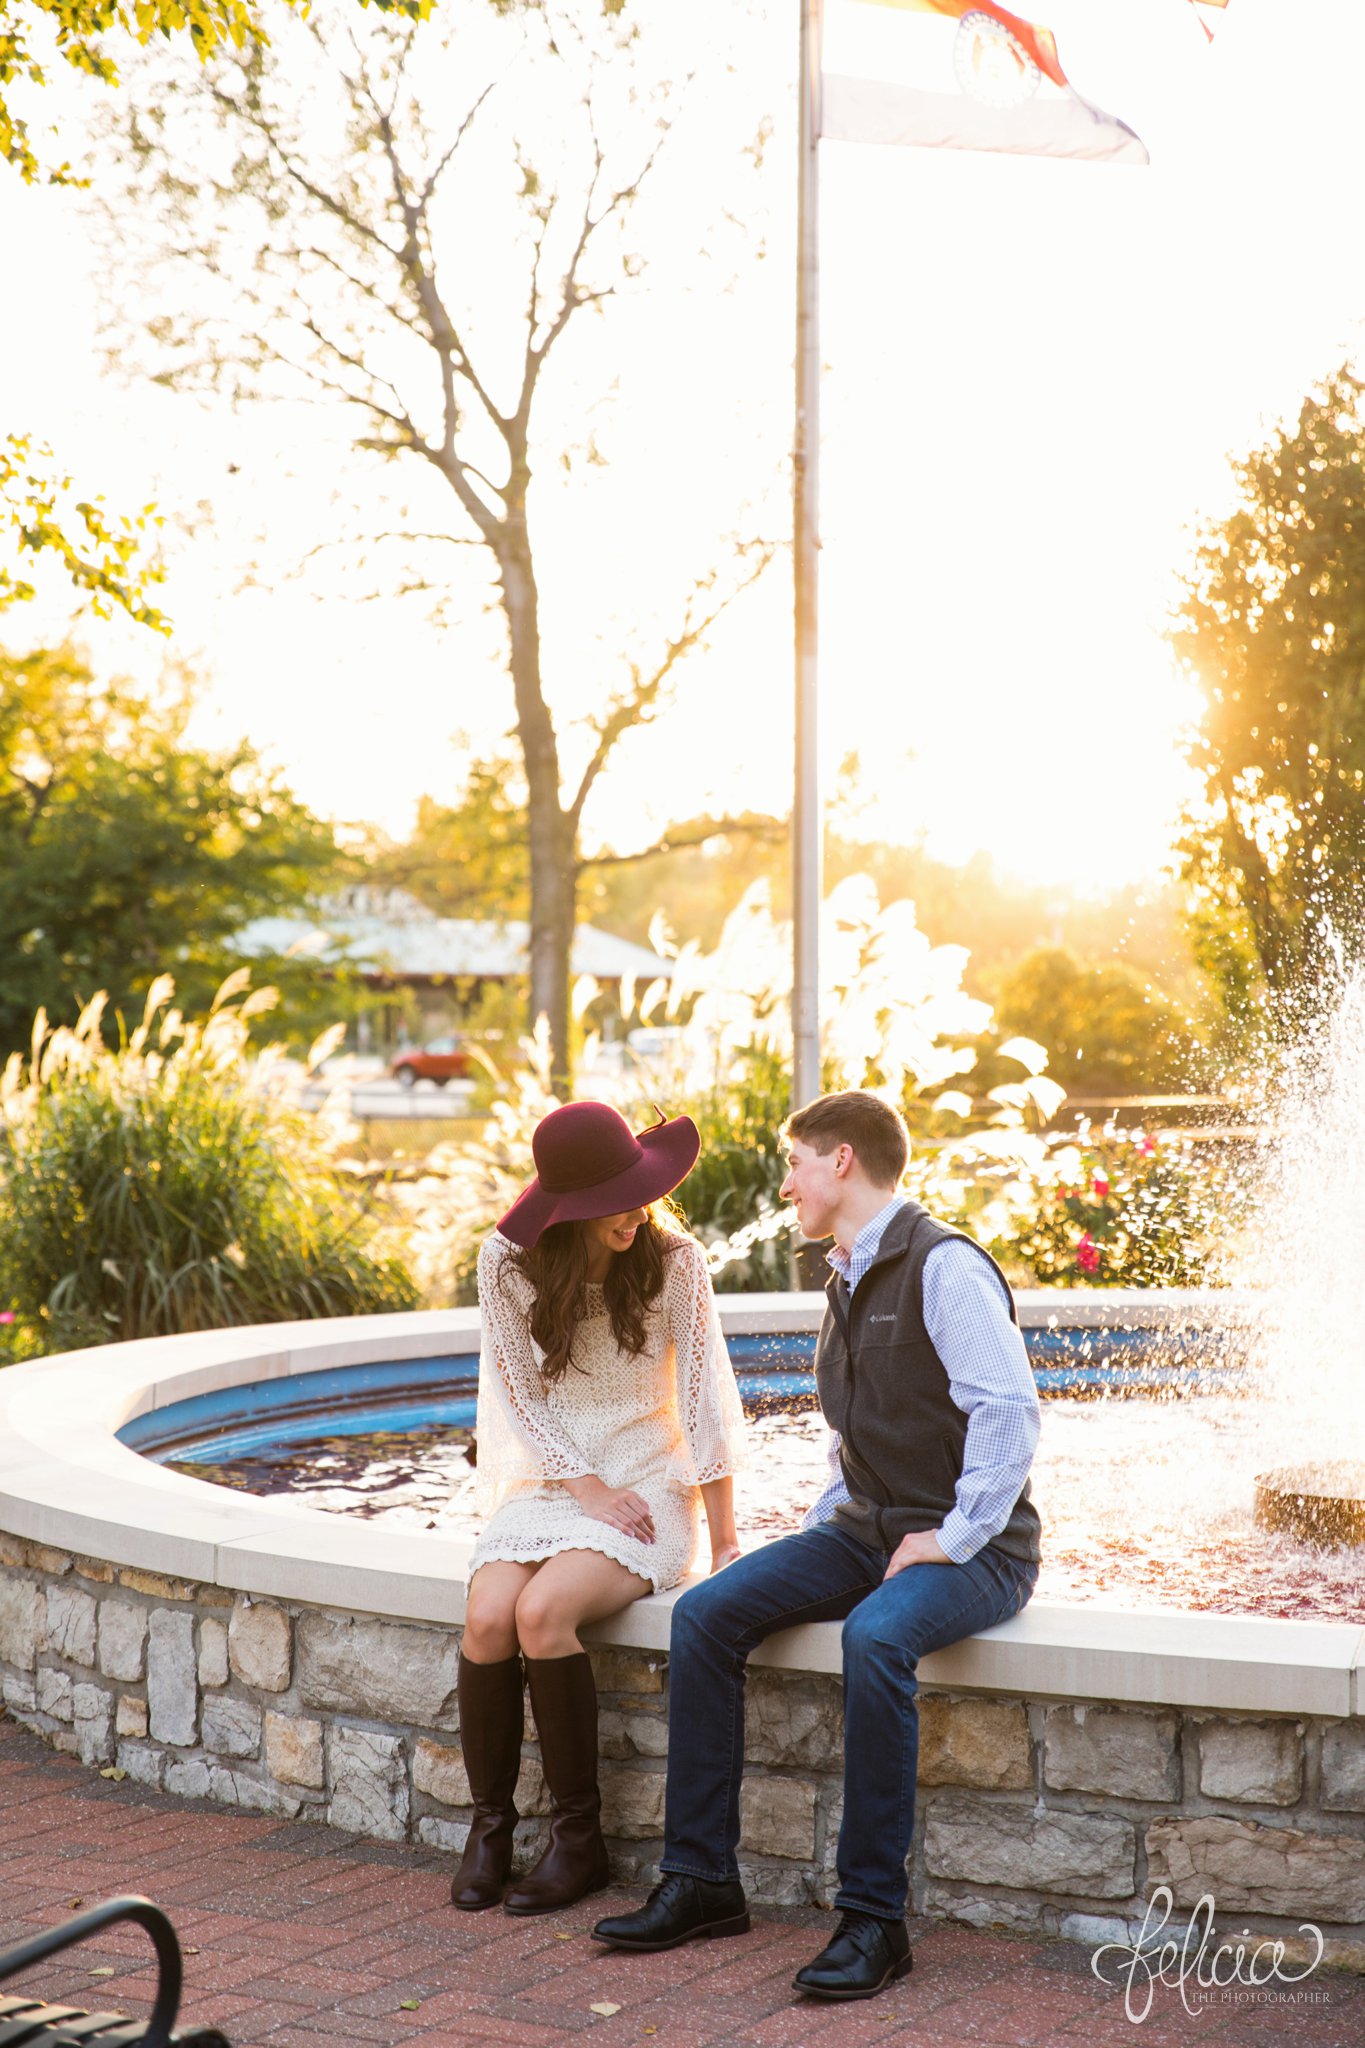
{"left": 1, "top": 1715, "right": 1360, "bottom": 2047}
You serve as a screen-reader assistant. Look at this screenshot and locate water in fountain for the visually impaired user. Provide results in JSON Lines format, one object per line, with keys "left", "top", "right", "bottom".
{"left": 1237, "top": 961, "right": 1365, "bottom": 1542}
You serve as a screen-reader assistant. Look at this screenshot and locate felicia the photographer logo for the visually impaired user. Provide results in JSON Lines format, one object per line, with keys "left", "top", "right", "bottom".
{"left": 1091, "top": 1887, "right": 1325, "bottom": 2024}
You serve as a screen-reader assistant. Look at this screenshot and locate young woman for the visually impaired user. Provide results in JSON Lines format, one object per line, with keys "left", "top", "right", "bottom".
{"left": 452, "top": 1099, "right": 746, "bottom": 1917}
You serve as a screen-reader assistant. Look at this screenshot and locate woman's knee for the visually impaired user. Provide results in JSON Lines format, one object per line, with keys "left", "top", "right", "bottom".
{"left": 514, "top": 1580, "right": 570, "bottom": 1656}
{"left": 463, "top": 1584, "right": 520, "bottom": 1661}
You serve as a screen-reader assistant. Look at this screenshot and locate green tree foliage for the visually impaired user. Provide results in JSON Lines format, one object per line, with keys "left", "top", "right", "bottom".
{"left": 993, "top": 946, "right": 1192, "bottom": 1095}
{"left": 0, "top": 434, "right": 167, "bottom": 627}
{"left": 2, "top": 0, "right": 426, "bottom": 625}
{"left": 0, "top": 0, "right": 428, "bottom": 182}
{"left": 380, "top": 747, "right": 785, "bottom": 945}
{"left": 0, "top": 645, "right": 349, "bottom": 1050}
{"left": 0, "top": 975, "right": 416, "bottom": 1353}
{"left": 1173, "top": 364, "right": 1365, "bottom": 1016}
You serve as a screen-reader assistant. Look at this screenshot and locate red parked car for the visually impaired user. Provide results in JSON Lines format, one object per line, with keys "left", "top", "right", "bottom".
{"left": 389, "top": 1035, "right": 475, "bottom": 1089}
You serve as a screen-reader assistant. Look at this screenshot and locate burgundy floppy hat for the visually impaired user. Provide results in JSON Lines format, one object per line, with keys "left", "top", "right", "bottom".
{"left": 496, "top": 1100, "right": 701, "bottom": 1250}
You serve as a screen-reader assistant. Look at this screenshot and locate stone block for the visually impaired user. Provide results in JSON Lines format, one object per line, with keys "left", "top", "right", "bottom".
{"left": 202, "top": 1693, "right": 262, "bottom": 1760}
{"left": 1147, "top": 1816, "right": 1365, "bottom": 1923}
{"left": 50, "top": 1731, "right": 79, "bottom": 1755}
{"left": 97, "top": 1601, "right": 147, "bottom": 1683}
{"left": 37, "top": 1667, "right": 74, "bottom": 1721}
{"left": 27, "top": 1546, "right": 72, "bottom": 1577}
{"left": 599, "top": 1766, "right": 666, "bottom": 1839}
{"left": 73, "top": 1683, "right": 115, "bottom": 1766}
{"left": 738, "top": 1860, "right": 817, "bottom": 1906}
{"left": 740, "top": 1775, "right": 817, "bottom": 1861}
{"left": 298, "top": 1613, "right": 457, "bottom": 1727}
{"left": 0, "top": 1577, "right": 44, "bottom": 1670}
{"left": 265, "top": 1712, "right": 325, "bottom": 1790}
{"left": 45, "top": 1586, "right": 98, "bottom": 1666}
{"left": 417, "top": 1815, "right": 469, "bottom": 1854}
{"left": 592, "top": 1647, "right": 665, "bottom": 1695}
{"left": 116, "top": 1696, "right": 148, "bottom": 1740}
{"left": 117, "top": 1741, "right": 164, "bottom": 1788}
{"left": 1322, "top": 1724, "right": 1365, "bottom": 1813}
{"left": 163, "top": 1757, "right": 301, "bottom": 1816}
{"left": 0, "top": 1535, "right": 25, "bottom": 1568}
{"left": 198, "top": 1619, "right": 229, "bottom": 1689}
{"left": 1044, "top": 1707, "right": 1179, "bottom": 1802}
{"left": 925, "top": 1794, "right": 1136, "bottom": 1899}
{"left": 329, "top": 1725, "right": 410, "bottom": 1842}
{"left": 2, "top": 1673, "right": 36, "bottom": 1713}
{"left": 922, "top": 1885, "right": 1045, "bottom": 1934}
{"left": 147, "top": 1609, "right": 197, "bottom": 1747}
{"left": 411, "top": 1737, "right": 546, "bottom": 1816}
{"left": 1198, "top": 1720, "right": 1302, "bottom": 1806}
{"left": 228, "top": 1601, "right": 292, "bottom": 1693}
{"left": 744, "top": 1670, "right": 842, "bottom": 1769}
{"left": 73, "top": 1556, "right": 116, "bottom": 1585}
{"left": 1061, "top": 1911, "right": 1148, "bottom": 1950}
{"left": 919, "top": 1696, "right": 1031, "bottom": 1791}
{"left": 413, "top": 1736, "right": 468, "bottom": 1807}
{"left": 118, "top": 1569, "right": 194, "bottom": 1601}
{"left": 600, "top": 1707, "right": 669, "bottom": 1761}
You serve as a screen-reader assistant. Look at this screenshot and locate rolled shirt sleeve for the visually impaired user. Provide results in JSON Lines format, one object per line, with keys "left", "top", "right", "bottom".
{"left": 923, "top": 1239, "right": 1041, "bottom": 1562}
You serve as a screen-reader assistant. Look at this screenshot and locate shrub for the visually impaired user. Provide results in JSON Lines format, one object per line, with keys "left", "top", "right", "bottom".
{"left": 0, "top": 973, "right": 417, "bottom": 1355}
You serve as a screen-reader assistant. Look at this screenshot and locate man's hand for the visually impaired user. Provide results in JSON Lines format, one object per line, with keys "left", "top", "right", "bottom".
{"left": 709, "top": 1541, "right": 743, "bottom": 1575}
{"left": 884, "top": 1528, "right": 950, "bottom": 1578}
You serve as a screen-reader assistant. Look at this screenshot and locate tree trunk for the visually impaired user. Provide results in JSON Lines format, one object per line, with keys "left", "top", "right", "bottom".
{"left": 499, "top": 537, "right": 576, "bottom": 1093}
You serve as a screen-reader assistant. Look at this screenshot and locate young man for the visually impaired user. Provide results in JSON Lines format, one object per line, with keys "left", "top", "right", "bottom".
{"left": 593, "top": 1090, "right": 1041, "bottom": 2001}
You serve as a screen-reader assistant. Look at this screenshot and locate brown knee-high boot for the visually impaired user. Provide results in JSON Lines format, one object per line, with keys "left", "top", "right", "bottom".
{"left": 450, "top": 1652, "right": 524, "bottom": 1910}
{"left": 503, "top": 1652, "right": 610, "bottom": 1915}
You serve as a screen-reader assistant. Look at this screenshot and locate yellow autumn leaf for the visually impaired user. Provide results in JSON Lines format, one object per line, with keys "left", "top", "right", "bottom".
{"left": 589, "top": 2003, "right": 621, "bottom": 2017}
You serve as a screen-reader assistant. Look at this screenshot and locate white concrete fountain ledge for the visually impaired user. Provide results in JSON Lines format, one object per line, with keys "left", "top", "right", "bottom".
{"left": 0, "top": 1293, "right": 1360, "bottom": 1719}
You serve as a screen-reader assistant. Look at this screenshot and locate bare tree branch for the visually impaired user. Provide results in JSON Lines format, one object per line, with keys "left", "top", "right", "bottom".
{"left": 567, "top": 543, "right": 775, "bottom": 831}
{"left": 577, "top": 813, "right": 785, "bottom": 874}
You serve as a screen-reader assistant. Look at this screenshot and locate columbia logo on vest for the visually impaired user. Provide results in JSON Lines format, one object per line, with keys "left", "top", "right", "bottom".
{"left": 869, "top": 1314, "right": 897, "bottom": 1323}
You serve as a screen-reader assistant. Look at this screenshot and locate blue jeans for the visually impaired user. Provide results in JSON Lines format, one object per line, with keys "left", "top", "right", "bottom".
{"left": 660, "top": 1522, "right": 1037, "bottom": 1921}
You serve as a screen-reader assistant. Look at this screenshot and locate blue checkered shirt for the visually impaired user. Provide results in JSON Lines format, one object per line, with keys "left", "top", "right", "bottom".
{"left": 801, "top": 1196, "right": 1040, "bottom": 1562}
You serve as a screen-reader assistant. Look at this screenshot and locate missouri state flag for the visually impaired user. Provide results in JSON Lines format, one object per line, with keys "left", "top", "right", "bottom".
{"left": 821, "top": 0, "right": 1231, "bottom": 166}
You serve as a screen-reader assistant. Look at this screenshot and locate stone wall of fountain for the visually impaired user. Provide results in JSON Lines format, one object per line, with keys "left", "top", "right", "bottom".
{"left": 2, "top": 1531, "right": 1363, "bottom": 1964}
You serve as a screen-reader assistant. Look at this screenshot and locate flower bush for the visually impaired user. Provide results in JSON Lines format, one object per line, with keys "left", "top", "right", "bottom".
{"left": 974, "top": 1130, "right": 1236, "bottom": 1288}
{"left": 0, "top": 973, "right": 417, "bottom": 1357}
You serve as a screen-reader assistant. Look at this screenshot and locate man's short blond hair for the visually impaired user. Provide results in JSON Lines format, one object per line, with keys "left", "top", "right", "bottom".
{"left": 784, "top": 1090, "right": 909, "bottom": 1190}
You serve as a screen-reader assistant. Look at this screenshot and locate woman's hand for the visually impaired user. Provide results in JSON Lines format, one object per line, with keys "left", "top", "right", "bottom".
{"left": 710, "top": 1540, "right": 743, "bottom": 1574}
{"left": 567, "top": 1476, "right": 656, "bottom": 1544}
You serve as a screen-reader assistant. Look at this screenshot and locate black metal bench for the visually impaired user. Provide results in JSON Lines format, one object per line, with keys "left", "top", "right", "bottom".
{"left": 0, "top": 1897, "right": 230, "bottom": 2046}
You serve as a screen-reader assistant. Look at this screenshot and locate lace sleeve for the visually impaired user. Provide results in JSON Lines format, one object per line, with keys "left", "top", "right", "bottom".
{"left": 473, "top": 1233, "right": 593, "bottom": 1513}
{"left": 661, "top": 1235, "right": 748, "bottom": 1489}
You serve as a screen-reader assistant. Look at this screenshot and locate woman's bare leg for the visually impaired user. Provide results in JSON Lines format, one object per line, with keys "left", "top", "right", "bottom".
{"left": 514, "top": 1549, "right": 652, "bottom": 1660}
{"left": 464, "top": 1559, "right": 539, "bottom": 1663}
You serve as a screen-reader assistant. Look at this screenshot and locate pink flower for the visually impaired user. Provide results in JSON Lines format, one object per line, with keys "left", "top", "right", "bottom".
{"left": 1091, "top": 1174, "right": 1110, "bottom": 1199}
{"left": 1076, "top": 1233, "right": 1100, "bottom": 1275}
{"left": 0, "top": 1311, "right": 14, "bottom": 1324}
{"left": 1139, "top": 1134, "right": 1157, "bottom": 1157}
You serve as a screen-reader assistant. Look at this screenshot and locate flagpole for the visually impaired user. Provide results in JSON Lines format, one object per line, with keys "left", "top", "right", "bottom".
{"left": 793, "top": 0, "right": 823, "bottom": 1120}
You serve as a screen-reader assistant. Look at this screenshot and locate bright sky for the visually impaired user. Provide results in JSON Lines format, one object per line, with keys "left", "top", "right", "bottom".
{"left": 4, "top": 0, "right": 1365, "bottom": 896}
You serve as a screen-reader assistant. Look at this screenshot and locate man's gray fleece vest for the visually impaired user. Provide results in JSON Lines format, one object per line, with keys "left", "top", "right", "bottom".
{"left": 814, "top": 1200, "right": 1041, "bottom": 1563}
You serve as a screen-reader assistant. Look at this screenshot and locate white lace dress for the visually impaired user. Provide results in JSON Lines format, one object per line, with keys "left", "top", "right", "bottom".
{"left": 466, "top": 1227, "right": 746, "bottom": 1591}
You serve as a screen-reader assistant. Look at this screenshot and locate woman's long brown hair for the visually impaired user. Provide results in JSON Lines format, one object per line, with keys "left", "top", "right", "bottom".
{"left": 502, "top": 1203, "right": 683, "bottom": 1383}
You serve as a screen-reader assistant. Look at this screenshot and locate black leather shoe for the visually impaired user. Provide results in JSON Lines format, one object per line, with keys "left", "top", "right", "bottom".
{"left": 592, "top": 1872, "right": 751, "bottom": 1951}
{"left": 792, "top": 1910, "right": 913, "bottom": 2000}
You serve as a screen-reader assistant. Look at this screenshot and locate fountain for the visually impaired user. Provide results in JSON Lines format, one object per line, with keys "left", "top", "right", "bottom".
{"left": 1241, "top": 964, "right": 1365, "bottom": 1551}
{"left": 2, "top": 970, "right": 1364, "bottom": 1958}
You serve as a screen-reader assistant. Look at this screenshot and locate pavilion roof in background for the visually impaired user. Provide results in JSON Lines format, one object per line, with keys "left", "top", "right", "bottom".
{"left": 234, "top": 887, "right": 674, "bottom": 982}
